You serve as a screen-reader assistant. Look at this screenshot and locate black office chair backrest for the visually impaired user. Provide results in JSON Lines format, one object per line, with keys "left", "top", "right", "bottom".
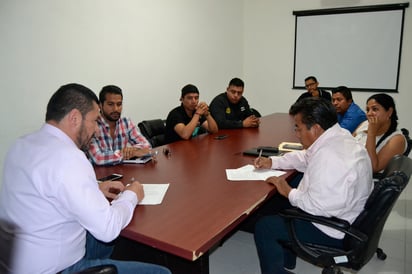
{"left": 0, "top": 219, "right": 16, "bottom": 274}
{"left": 344, "top": 155, "right": 412, "bottom": 269}
{"left": 401, "top": 128, "right": 412, "bottom": 156}
{"left": 138, "top": 119, "right": 167, "bottom": 147}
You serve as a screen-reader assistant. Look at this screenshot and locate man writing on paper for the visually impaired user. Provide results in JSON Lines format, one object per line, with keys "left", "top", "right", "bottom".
{"left": 0, "top": 83, "right": 170, "bottom": 274}
{"left": 87, "top": 85, "right": 151, "bottom": 165}
{"left": 253, "top": 97, "right": 372, "bottom": 274}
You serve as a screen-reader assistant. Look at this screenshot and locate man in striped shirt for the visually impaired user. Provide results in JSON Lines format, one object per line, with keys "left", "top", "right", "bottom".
{"left": 87, "top": 85, "right": 151, "bottom": 165}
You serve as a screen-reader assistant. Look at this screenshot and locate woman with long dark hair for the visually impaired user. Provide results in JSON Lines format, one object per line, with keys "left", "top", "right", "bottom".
{"left": 354, "top": 93, "right": 407, "bottom": 172}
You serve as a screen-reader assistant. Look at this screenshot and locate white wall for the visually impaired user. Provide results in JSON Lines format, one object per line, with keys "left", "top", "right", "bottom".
{"left": 244, "top": 0, "right": 412, "bottom": 130}
{"left": 0, "top": 0, "right": 243, "bottom": 185}
{"left": 1, "top": 0, "right": 411, "bottom": 187}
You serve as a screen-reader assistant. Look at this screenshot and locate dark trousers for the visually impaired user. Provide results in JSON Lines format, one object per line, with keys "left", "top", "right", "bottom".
{"left": 254, "top": 214, "right": 343, "bottom": 274}
{"left": 240, "top": 172, "right": 304, "bottom": 233}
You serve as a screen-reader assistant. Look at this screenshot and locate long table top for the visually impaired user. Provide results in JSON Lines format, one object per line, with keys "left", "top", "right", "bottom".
{"left": 94, "top": 113, "right": 298, "bottom": 261}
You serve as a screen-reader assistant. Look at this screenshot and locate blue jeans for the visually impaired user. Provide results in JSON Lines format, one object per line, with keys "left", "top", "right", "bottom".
{"left": 61, "top": 233, "right": 171, "bottom": 274}
{"left": 254, "top": 215, "right": 343, "bottom": 274}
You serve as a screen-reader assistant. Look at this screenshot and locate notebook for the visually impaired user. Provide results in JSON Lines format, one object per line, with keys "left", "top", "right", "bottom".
{"left": 122, "top": 155, "right": 152, "bottom": 164}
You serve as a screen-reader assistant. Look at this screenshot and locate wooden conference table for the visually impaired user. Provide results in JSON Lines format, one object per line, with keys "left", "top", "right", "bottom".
{"left": 94, "top": 113, "right": 299, "bottom": 274}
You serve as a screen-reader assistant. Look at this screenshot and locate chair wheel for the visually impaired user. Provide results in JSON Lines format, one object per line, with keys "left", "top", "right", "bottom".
{"left": 376, "top": 248, "right": 387, "bottom": 260}
{"left": 322, "top": 266, "right": 343, "bottom": 274}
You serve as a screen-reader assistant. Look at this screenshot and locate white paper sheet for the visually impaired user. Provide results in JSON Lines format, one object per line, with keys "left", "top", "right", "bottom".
{"left": 226, "top": 164, "right": 286, "bottom": 181}
{"left": 140, "top": 184, "right": 170, "bottom": 205}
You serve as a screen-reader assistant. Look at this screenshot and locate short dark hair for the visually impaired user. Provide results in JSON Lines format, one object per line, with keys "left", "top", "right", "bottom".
{"left": 181, "top": 84, "right": 199, "bottom": 98}
{"left": 332, "top": 86, "right": 353, "bottom": 101}
{"left": 99, "top": 85, "right": 123, "bottom": 104}
{"left": 304, "top": 76, "right": 318, "bottom": 83}
{"left": 46, "top": 83, "right": 98, "bottom": 122}
{"left": 289, "top": 97, "right": 337, "bottom": 130}
{"left": 228, "top": 78, "right": 244, "bottom": 88}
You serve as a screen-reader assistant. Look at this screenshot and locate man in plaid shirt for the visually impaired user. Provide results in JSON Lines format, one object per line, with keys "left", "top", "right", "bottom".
{"left": 87, "top": 85, "right": 151, "bottom": 165}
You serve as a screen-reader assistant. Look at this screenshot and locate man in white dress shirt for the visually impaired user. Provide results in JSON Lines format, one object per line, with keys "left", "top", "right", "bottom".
{"left": 0, "top": 83, "right": 170, "bottom": 274}
{"left": 253, "top": 97, "right": 373, "bottom": 274}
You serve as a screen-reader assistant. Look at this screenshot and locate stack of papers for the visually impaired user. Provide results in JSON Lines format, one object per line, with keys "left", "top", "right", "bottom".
{"left": 226, "top": 164, "right": 286, "bottom": 181}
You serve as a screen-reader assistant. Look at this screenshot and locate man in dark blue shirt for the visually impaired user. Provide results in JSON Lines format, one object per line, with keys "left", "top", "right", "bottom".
{"left": 332, "top": 86, "right": 366, "bottom": 133}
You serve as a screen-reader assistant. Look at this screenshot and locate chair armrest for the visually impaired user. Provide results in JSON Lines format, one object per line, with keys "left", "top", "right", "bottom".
{"left": 279, "top": 208, "right": 367, "bottom": 242}
{"left": 278, "top": 208, "right": 369, "bottom": 266}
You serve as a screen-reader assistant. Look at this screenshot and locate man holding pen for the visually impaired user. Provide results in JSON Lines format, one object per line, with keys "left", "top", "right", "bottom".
{"left": 252, "top": 97, "right": 372, "bottom": 274}
{"left": 0, "top": 83, "right": 170, "bottom": 274}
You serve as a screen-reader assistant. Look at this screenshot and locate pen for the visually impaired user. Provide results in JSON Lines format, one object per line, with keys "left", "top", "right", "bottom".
{"left": 255, "top": 149, "right": 263, "bottom": 169}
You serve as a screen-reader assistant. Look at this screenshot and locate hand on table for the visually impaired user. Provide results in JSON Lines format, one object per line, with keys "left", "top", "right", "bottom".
{"left": 122, "top": 147, "right": 151, "bottom": 160}
{"left": 98, "top": 180, "right": 126, "bottom": 200}
{"left": 265, "top": 176, "right": 291, "bottom": 198}
{"left": 243, "top": 115, "right": 260, "bottom": 128}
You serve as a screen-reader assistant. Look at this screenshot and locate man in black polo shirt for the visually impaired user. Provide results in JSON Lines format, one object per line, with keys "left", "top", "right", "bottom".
{"left": 296, "top": 76, "right": 331, "bottom": 102}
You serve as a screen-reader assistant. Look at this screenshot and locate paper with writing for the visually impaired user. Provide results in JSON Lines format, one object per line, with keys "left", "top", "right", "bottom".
{"left": 226, "top": 164, "right": 286, "bottom": 181}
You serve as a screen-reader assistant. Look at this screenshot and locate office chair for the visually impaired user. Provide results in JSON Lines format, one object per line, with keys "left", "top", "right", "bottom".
{"left": 0, "top": 219, "right": 117, "bottom": 274}
{"left": 138, "top": 119, "right": 167, "bottom": 147}
{"left": 279, "top": 154, "right": 412, "bottom": 274}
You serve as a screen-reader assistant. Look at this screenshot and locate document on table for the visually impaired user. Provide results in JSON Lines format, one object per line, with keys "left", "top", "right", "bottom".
{"left": 140, "top": 184, "right": 169, "bottom": 205}
{"left": 226, "top": 164, "right": 286, "bottom": 181}
{"left": 122, "top": 155, "right": 152, "bottom": 164}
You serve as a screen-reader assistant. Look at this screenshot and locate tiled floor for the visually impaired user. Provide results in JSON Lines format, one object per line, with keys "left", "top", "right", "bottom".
{"left": 209, "top": 183, "right": 412, "bottom": 274}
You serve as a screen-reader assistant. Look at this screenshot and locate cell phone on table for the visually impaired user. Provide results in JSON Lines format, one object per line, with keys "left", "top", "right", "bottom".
{"left": 97, "top": 173, "right": 123, "bottom": 182}
{"left": 214, "top": 134, "right": 228, "bottom": 140}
